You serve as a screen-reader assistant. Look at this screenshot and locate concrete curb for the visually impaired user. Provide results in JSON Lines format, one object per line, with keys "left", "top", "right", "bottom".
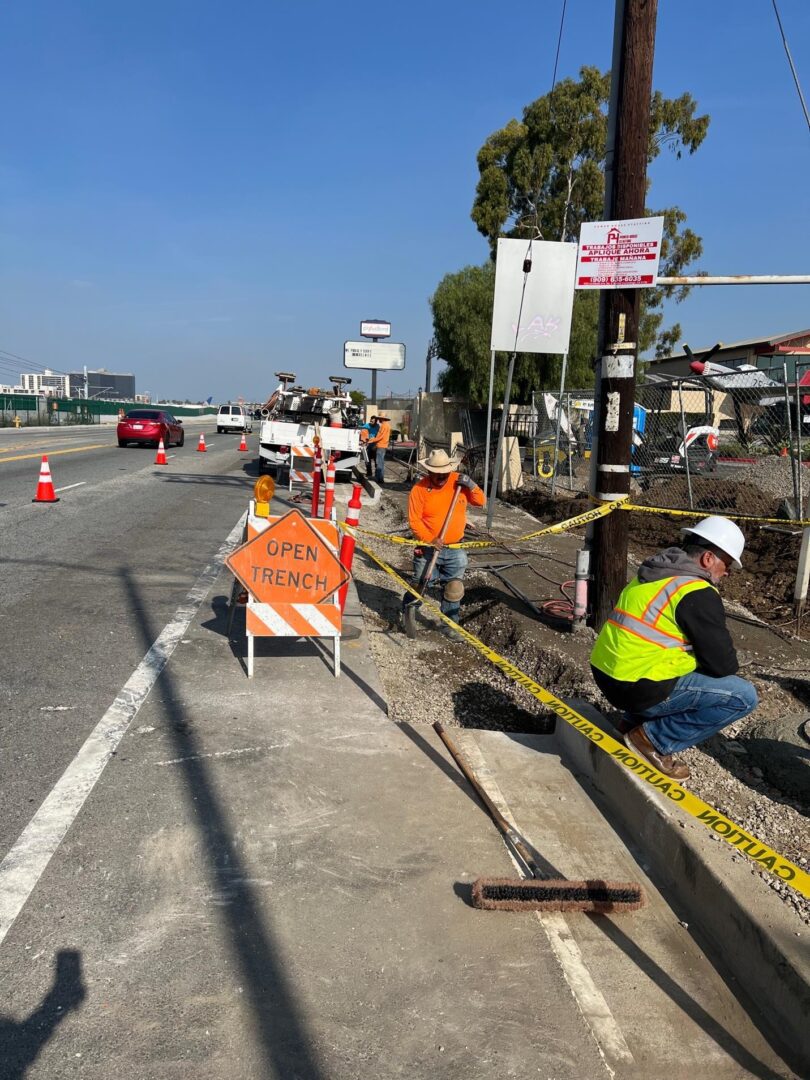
{"left": 555, "top": 698, "right": 810, "bottom": 1074}
{"left": 351, "top": 467, "right": 382, "bottom": 504}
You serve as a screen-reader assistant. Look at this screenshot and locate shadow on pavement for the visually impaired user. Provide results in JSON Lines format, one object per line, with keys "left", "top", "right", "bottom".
{"left": 120, "top": 568, "right": 327, "bottom": 1079}
{"left": 405, "top": 723, "right": 786, "bottom": 1080}
{"left": 157, "top": 473, "right": 255, "bottom": 487}
{"left": 0, "top": 950, "right": 86, "bottom": 1080}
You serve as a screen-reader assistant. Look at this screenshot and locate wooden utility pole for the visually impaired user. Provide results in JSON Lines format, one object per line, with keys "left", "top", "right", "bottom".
{"left": 589, "top": 0, "right": 658, "bottom": 628}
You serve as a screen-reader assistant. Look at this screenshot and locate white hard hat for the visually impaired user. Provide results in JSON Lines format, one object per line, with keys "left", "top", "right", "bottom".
{"left": 681, "top": 516, "right": 745, "bottom": 569}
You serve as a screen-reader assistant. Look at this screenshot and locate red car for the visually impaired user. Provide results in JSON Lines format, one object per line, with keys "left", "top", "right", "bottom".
{"left": 117, "top": 409, "right": 185, "bottom": 448}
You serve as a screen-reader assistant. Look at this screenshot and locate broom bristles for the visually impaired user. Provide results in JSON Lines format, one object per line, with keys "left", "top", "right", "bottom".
{"left": 472, "top": 877, "right": 645, "bottom": 913}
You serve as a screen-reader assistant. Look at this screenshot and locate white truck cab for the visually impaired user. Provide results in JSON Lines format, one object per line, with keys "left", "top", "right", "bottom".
{"left": 257, "top": 375, "right": 361, "bottom": 475}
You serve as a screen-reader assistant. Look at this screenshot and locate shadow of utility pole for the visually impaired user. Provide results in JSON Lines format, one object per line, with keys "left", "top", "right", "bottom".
{"left": 120, "top": 568, "right": 327, "bottom": 1079}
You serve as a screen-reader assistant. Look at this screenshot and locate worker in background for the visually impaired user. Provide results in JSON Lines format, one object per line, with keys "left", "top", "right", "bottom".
{"left": 359, "top": 415, "right": 379, "bottom": 478}
{"left": 367, "top": 414, "right": 391, "bottom": 485}
{"left": 402, "top": 449, "right": 485, "bottom": 636}
{"left": 590, "top": 516, "right": 758, "bottom": 781}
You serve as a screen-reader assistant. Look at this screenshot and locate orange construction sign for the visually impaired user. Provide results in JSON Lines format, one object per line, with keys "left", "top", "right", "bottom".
{"left": 226, "top": 508, "right": 349, "bottom": 605}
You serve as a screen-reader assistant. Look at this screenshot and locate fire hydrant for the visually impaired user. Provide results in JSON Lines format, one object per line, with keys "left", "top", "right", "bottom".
{"left": 14, "top": 415, "right": 21, "bottom": 428}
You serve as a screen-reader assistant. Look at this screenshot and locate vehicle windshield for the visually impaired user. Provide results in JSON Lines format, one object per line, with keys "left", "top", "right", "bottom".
{"left": 125, "top": 410, "right": 161, "bottom": 420}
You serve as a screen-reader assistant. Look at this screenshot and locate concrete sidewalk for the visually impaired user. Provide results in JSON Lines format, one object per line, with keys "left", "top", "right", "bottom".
{"left": 1, "top": 495, "right": 798, "bottom": 1078}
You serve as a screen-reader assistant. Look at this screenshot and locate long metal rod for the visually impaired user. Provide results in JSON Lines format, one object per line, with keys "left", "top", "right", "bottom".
{"left": 550, "top": 353, "right": 568, "bottom": 497}
{"left": 486, "top": 352, "right": 516, "bottom": 529}
{"left": 783, "top": 360, "right": 799, "bottom": 511}
{"left": 796, "top": 364, "right": 804, "bottom": 517}
{"left": 677, "top": 382, "right": 694, "bottom": 510}
{"left": 483, "top": 349, "right": 495, "bottom": 496}
{"left": 656, "top": 275, "right": 810, "bottom": 286}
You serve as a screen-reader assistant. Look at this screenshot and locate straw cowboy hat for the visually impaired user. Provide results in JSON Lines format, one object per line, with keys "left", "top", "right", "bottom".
{"left": 418, "top": 448, "right": 460, "bottom": 474}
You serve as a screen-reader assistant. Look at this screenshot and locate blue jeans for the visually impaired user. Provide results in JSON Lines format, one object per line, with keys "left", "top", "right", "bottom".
{"left": 632, "top": 672, "right": 758, "bottom": 755}
{"left": 375, "top": 447, "right": 386, "bottom": 483}
{"left": 402, "top": 547, "right": 469, "bottom": 619}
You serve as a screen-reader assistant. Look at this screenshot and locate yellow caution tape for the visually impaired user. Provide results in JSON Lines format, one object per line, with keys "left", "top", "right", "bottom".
{"left": 341, "top": 498, "right": 623, "bottom": 550}
{"left": 356, "top": 539, "right": 810, "bottom": 900}
{"left": 619, "top": 502, "right": 810, "bottom": 528}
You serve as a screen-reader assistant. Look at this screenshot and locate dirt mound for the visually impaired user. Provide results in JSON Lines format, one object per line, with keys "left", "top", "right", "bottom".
{"left": 505, "top": 485, "right": 802, "bottom": 625}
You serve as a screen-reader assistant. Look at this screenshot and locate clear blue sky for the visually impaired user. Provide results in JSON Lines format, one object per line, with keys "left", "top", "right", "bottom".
{"left": 1, "top": 1, "right": 808, "bottom": 402}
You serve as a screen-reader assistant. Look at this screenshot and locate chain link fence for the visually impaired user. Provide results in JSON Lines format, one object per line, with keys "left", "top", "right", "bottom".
{"left": 521, "top": 363, "right": 810, "bottom": 521}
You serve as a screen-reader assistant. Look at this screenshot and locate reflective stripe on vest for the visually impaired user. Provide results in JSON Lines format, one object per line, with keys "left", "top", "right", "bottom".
{"left": 590, "top": 574, "right": 714, "bottom": 685}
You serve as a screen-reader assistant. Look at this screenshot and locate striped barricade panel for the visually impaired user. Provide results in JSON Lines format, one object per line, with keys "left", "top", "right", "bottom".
{"left": 289, "top": 445, "right": 316, "bottom": 490}
{"left": 246, "top": 601, "right": 341, "bottom": 638}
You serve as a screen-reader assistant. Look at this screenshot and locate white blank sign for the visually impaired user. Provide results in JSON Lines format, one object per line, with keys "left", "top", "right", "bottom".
{"left": 490, "top": 238, "right": 577, "bottom": 354}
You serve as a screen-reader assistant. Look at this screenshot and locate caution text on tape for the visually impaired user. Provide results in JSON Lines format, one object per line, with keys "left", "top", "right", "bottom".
{"left": 342, "top": 498, "right": 622, "bottom": 550}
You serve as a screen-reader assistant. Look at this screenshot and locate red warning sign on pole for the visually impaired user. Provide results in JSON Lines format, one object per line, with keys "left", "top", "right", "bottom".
{"left": 226, "top": 508, "right": 349, "bottom": 604}
{"left": 576, "top": 216, "right": 664, "bottom": 289}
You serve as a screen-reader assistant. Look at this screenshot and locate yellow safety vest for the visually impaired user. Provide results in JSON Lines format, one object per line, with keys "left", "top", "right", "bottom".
{"left": 591, "top": 575, "right": 715, "bottom": 684}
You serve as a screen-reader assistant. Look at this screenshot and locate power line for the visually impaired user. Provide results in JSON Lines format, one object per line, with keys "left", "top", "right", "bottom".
{"left": 771, "top": 0, "right": 810, "bottom": 135}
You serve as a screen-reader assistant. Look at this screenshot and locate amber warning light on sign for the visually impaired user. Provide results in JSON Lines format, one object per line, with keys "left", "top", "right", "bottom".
{"left": 226, "top": 509, "right": 349, "bottom": 605}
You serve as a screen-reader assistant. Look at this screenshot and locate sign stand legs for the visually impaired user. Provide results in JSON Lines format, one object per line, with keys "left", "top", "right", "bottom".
{"left": 247, "top": 631, "right": 254, "bottom": 679}
{"left": 483, "top": 349, "right": 495, "bottom": 498}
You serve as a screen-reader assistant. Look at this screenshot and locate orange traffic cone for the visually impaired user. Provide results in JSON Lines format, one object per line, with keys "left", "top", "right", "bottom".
{"left": 32, "top": 455, "right": 59, "bottom": 502}
{"left": 238, "top": 431, "right": 248, "bottom": 452}
{"left": 197, "top": 433, "right": 207, "bottom": 452}
{"left": 154, "top": 437, "right": 168, "bottom": 465}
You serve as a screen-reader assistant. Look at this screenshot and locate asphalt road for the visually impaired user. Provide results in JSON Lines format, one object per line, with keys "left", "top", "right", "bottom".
{"left": 0, "top": 421, "right": 254, "bottom": 858}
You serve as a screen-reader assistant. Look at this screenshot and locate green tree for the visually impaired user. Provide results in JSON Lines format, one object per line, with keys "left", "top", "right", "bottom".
{"left": 434, "top": 66, "right": 709, "bottom": 399}
{"left": 349, "top": 389, "right": 367, "bottom": 407}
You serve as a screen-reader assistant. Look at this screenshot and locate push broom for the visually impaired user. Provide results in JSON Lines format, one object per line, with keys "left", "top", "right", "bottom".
{"left": 434, "top": 722, "right": 644, "bottom": 913}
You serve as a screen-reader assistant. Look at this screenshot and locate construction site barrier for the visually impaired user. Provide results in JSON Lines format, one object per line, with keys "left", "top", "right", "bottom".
{"left": 618, "top": 502, "right": 810, "bottom": 528}
{"left": 349, "top": 533, "right": 810, "bottom": 901}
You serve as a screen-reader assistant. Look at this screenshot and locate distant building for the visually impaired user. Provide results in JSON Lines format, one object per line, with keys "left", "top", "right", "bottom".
{"left": 647, "top": 329, "right": 810, "bottom": 380}
{"left": 20, "top": 369, "right": 69, "bottom": 396}
{"left": 0, "top": 383, "right": 25, "bottom": 394}
{"left": 68, "top": 369, "right": 136, "bottom": 400}
{"left": 134, "top": 392, "right": 152, "bottom": 404}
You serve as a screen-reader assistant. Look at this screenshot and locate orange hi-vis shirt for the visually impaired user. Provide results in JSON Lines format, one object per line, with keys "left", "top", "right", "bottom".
{"left": 368, "top": 420, "right": 391, "bottom": 449}
{"left": 408, "top": 473, "right": 485, "bottom": 545}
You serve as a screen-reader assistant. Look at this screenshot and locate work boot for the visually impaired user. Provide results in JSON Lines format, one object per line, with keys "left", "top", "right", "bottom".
{"left": 623, "top": 726, "right": 690, "bottom": 781}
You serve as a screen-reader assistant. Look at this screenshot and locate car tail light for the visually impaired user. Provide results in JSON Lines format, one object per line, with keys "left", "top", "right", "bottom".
{"left": 279, "top": 445, "right": 289, "bottom": 453}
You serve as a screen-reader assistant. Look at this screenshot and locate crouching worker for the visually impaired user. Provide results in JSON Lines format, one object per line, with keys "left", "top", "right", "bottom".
{"left": 402, "top": 449, "right": 484, "bottom": 637}
{"left": 590, "top": 516, "right": 758, "bottom": 781}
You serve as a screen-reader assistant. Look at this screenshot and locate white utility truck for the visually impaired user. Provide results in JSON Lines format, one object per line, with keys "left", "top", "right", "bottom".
{"left": 257, "top": 373, "right": 363, "bottom": 476}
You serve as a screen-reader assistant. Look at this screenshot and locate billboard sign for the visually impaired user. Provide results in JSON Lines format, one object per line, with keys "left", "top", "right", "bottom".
{"left": 576, "top": 216, "right": 664, "bottom": 288}
{"left": 344, "top": 341, "right": 406, "bottom": 370}
{"left": 490, "top": 239, "right": 577, "bottom": 354}
{"left": 360, "top": 320, "right": 392, "bottom": 339}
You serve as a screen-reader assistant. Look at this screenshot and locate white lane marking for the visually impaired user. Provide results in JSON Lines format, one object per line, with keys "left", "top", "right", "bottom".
{"left": 451, "top": 732, "right": 630, "bottom": 1075}
{"left": 40, "top": 706, "right": 77, "bottom": 712}
{"left": 54, "top": 482, "right": 87, "bottom": 493}
{"left": 0, "top": 512, "right": 247, "bottom": 948}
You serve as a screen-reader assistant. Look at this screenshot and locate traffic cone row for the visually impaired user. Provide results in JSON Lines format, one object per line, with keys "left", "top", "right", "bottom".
{"left": 32, "top": 455, "right": 59, "bottom": 503}
{"left": 31, "top": 427, "right": 245, "bottom": 502}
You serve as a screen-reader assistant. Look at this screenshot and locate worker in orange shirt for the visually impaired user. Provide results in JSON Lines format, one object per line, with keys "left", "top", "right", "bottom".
{"left": 402, "top": 449, "right": 484, "bottom": 637}
{"left": 366, "top": 414, "right": 391, "bottom": 484}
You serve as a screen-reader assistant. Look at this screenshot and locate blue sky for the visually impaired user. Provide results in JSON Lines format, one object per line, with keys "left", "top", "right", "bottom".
{"left": 1, "top": 1, "right": 808, "bottom": 403}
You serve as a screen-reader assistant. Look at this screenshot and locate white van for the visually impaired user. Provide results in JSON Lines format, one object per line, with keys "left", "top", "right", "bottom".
{"left": 216, "top": 404, "right": 253, "bottom": 433}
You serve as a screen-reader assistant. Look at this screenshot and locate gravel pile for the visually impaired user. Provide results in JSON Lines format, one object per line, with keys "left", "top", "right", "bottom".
{"left": 352, "top": 490, "right": 810, "bottom": 928}
{"left": 744, "top": 455, "right": 804, "bottom": 501}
